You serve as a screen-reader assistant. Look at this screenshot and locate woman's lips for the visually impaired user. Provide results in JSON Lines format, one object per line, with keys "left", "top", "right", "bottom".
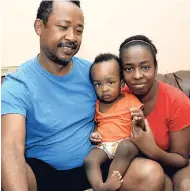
{"left": 132, "top": 83, "right": 146, "bottom": 89}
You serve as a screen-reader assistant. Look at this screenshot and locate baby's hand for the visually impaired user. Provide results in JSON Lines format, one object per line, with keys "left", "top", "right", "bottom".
{"left": 130, "top": 108, "right": 145, "bottom": 131}
{"left": 90, "top": 131, "right": 102, "bottom": 143}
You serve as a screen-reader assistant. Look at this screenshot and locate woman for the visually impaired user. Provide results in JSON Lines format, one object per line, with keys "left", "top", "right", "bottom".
{"left": 118, "top": 35, "right": 190, "bottom": 191}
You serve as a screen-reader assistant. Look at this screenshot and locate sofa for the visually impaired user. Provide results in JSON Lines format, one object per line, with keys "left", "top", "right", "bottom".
{"left": 156, "top": 70, "right": 190, "bottom": 98}
{"left": 1, "top": 69, "right": 190, "bottom": 99}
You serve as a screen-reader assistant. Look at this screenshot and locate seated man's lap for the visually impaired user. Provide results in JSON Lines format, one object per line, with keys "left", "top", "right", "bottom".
{"left": 26, "top": 158, "right": 111, "bottom": 191}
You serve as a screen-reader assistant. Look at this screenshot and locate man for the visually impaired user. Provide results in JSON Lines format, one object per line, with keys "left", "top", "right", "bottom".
{"left": 1, "top": 1, "right": 166, "bottom": 191}
{"left": 2, "top": 1, "right": 97, "bottom": 190}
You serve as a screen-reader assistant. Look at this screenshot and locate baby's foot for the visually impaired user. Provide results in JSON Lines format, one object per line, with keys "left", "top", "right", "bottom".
{"left": 102, "top": 171, "right": 123, "bottom": 191}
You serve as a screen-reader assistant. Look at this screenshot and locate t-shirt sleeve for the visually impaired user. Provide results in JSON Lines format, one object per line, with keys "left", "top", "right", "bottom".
{"left": 168, "top": 92, "right": 190, "bottom": 132}
{"left": 1, "top": 75, "right": 29, "bottom": 117}
{"left": 125, "top": 93, "right": 143, "bottom": 109}
{"left": 94, "top": 112, "right": 97, "bottom": 122}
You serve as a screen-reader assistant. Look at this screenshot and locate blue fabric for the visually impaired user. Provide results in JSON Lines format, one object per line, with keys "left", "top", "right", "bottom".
{"left": 1, "top": 56, "right": 96, "bottom": 170}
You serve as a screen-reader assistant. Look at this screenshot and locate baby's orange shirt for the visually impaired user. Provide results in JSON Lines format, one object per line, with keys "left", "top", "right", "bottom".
{"left": 95, "top": 93, "right": 143, "bottom": 142}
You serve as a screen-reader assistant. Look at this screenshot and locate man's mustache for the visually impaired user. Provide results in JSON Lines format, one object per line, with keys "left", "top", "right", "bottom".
{"left": 57, "top": 42, "right": 77, "bottom": 49}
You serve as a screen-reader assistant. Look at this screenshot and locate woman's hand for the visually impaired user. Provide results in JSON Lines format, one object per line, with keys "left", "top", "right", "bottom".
{"left": 130, "top": 108, "right": 145, "bottom": 131}
{"left": 90, "top": 131, "right": 102, "bottom": 144}
{"left": 131, "top": 119, "right": 159, "bottom": 159}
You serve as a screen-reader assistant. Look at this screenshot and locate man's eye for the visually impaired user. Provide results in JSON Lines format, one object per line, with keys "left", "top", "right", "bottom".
{"left": 58, "top": 26, "right": 67, "bottom": 30}
{"left": 76, "top": 30, "right": 83, "bottom": 34}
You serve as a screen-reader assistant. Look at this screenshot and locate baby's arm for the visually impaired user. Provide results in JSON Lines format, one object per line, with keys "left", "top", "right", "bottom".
{"left": 90, "top": 123, "right": 102, "bottom": 143}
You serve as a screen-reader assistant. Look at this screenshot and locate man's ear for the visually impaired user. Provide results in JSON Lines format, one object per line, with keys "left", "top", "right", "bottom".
{"left": 34, "top": 19, "right": 43, "bottom": 36}
{"left": 120, "top": 79, "right": 125, "bottom": 88}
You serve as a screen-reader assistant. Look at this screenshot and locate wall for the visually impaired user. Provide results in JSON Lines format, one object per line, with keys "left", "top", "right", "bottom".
{"left": 2, "top": 0, "right": 190, "bottom": 73}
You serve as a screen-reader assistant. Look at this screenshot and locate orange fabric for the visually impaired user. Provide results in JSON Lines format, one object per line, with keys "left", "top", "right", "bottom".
{"left": 95, "top": 93, "right": 143, "bottom": 142}
{"left": 122, "top": 81, "right": 190, "bottom": 151}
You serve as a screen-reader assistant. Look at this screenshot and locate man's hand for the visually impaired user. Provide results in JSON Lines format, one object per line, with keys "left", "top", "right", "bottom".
{"left": 130, "top": 108, "right": 145, "bottom": 131}
{"left": 90, "top": 131, "right": 102, "bottom": 144}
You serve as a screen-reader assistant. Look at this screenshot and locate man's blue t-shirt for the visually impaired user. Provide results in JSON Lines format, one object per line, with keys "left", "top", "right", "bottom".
{"left": 1, "top": 56, "right": 96, "bottom": 170}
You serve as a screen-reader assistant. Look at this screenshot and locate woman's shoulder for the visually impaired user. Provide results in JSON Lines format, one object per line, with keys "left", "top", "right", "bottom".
{"left": 157, "top": 81, "right": 190, "bottom": 132}
{"left": 121, "top": 86, "right": 131, "bottom": 93}
{"left": 158, "top": 81, "right": 190, "bottom": 104}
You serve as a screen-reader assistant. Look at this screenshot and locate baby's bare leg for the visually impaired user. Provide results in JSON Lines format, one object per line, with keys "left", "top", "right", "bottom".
{"left": 84, "top": 147, "right": 123, "bottom": 191}
{"left": 84, "top": 148, "right": 108, "bottom": 191}
{"left": 108, "top": 139, "right": 139, "bottom": 178}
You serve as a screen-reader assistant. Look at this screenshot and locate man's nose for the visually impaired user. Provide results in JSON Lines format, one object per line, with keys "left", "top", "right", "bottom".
{"left": 65, "top": 28, "right": 77, "bottom": 42}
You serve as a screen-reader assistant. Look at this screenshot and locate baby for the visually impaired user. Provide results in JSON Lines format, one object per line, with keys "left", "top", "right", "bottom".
{"left": 84, "top": 53, "right": 145, "bottom": 191}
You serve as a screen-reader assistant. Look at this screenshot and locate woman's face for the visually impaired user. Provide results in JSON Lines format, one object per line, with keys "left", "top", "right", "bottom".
{"left": 121, "top": 45, "right": 157, "bottom": 96}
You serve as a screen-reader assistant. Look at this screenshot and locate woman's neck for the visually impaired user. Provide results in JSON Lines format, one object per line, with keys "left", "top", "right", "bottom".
{"left": 138, "top": 80, "right": 159, "bottom": 104}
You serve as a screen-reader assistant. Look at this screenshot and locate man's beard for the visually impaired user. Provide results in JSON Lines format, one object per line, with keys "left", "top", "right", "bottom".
{"left": 41, "top": 44, "right": 78, "bottom": 66}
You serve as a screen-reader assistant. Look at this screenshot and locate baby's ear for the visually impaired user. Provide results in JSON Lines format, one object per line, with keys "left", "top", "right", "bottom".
{"left": 120, "top": 80, "right": 125, "bottom": 88}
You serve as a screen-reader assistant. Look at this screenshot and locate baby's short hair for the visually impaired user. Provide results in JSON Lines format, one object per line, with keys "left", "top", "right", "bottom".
{"left": 90, "top": 53, "right": 123, "bottom": 81}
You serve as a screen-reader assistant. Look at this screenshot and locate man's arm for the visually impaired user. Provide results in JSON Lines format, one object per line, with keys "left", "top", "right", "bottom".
{"left": 2, "top": 114, "right": 29, "bottom": 191}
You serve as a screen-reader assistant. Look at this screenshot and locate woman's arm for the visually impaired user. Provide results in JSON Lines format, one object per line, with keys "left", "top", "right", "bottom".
{"left": 151, "top": 93, "right": 190, "bottom": 168}
{"left": 150, "top": 126, "right": 189, "bottom": 168}
{"left": 134, "top": 88, "right": 190, "bottom": 169}
{"left": 131, "top": 120, "right": 189, "bottom": 169}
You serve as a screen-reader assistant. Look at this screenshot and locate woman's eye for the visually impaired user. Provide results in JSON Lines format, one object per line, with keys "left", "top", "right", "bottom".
{"left": 124, "top": 68, "right": 133, "bottom": 72}
{"left": 142, "top": 65, "right": 150, "bottom": 70}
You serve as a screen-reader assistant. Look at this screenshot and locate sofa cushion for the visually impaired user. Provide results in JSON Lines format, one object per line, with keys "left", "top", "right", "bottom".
{"left": 157, "top": 71, "right": 190, "bottom": 98}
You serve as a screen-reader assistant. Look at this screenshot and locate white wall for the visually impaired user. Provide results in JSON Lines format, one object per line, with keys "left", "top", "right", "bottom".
{"left": 2, "top": 0, "right": 190, "bottom": 73}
